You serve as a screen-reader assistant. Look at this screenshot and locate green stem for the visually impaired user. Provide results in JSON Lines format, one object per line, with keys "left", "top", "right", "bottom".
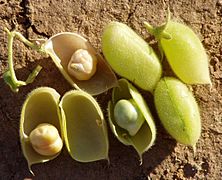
{"left": 14, "top": 31, "right": 45, "bottom": 53}
{"left": 3, "top": 28, "right": 44, "bottom": 92}
{"left": 144, "top": 8, "right": 172, "bottom": 40}
{"left": 6, "top": 29, "right": 21, "bottom": 85}
{"left": 144, "top": 9, "right": 172, "bottom": 60}
{"left": 143, "top": 22, "right": 155, "bottom": 36}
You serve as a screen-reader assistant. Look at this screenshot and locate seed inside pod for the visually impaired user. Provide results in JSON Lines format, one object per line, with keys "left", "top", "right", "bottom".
{"left": 43, "top": 32, "right": 117, "bottom": 95}
{"left": 29, "top": 123, "right": 63, "bottom": 156}
{"left": 114, "top": 99, "right": 145, "bottom": 136}
{"left": 20, "top": 87, "right": 62, "bottom": 174}
{"left": 108, "top": 79, "right": 156, "bottom": 161}
{"left": 68, "top": 49, "right": 98, "bottom": 80}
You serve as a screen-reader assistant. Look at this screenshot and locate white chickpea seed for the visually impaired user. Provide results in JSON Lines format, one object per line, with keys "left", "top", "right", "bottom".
{"left": 67, "top": 49, "right": 98, "bottom": 80}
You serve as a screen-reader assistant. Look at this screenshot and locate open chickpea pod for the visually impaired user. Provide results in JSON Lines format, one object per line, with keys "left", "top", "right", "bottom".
{"left": 59, "top": 90, "right": 109, "bottom": 162}
{"left": 108, "top": 79, "right": 156, "bottom": 162}
{"left": 20, "top": 87, "right": 109, "bottom": 174}
{"left": 20, "top": 87, "right": 62, "bottom": 174}
{"left": 43, "top": 32, "right": 117, "bottom": 95}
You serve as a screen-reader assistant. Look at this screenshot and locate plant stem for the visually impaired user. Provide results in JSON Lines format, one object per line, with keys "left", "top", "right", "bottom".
{"left": 14, "top": 31, "right": 45, "bottom": 53}
{"left": 3, "top": 27, "right": 44, "bottom": 92}
{"left": 5, "top": 28, "right": 26, "bottom": 86}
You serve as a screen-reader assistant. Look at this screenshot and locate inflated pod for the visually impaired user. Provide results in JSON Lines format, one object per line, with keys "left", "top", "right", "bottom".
{"left": 20, "top": 87, "right": 62, "bottom": 174}
{"left": 102, "top": 22, "right": 162, "bottom": 92}
{"left": 43, "top": 32, "right": 117, "bottom": 95}
{"left": 144, "top": 14, "right": 211, "bottom": 84}
{"left": 154, "top": 77, "right": 201, "bottom": 149}
{"left": 108, "top": 79, "right": 156, "bottom": 161}
{"left": 59, "top": 90, "right": 109, "bottom": 162}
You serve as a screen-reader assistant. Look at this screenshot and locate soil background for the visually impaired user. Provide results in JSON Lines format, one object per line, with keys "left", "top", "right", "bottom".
{"left": 0, "top": 0, "right": 221, "bottom": 179}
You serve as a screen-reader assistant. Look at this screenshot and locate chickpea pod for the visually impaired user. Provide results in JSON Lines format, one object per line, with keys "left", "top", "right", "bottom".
{"left": 3, "top": 29, "right": 116, "bottom": 94}
{"left": 20, "top": 87, "right": 62, "bottom": 174}
{"left": 59, "top": 90, "right": 109, "bottom": 162}
{"left": 154, "top": 77, "right": 201, "bottom": 150}
{"left": 144, "top": 11, "right": 211, "bottom": 84}
{"left": 43, "top": 32, "right": 117, "bottom": 95}
{"left": 108, "top": 79, "right": 156, "bottom": 162}
{"left": 20, "top": 87, "right": 109, "bottom": 174}
{"left": 102, "top": 22, "right": 162, "bottom": 92}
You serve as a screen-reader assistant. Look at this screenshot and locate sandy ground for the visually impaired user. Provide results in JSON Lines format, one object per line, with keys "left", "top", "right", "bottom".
{"left": 0, "top": 0, "right": 221, "bottom": 179}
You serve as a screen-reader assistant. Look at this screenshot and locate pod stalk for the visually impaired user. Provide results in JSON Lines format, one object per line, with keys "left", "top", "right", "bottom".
{"left": 144, "top": 8, "right": 171, "bottom": 40}
{"left": 144, "top": 9, "right": 171, "bottom": 60}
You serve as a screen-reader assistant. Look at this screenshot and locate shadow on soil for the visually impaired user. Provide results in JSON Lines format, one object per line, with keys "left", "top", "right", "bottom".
{"left": 0, "top": 57, "right": 176, "bottom": 180}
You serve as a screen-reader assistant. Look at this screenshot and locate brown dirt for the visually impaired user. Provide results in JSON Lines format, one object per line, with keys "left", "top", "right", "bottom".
{"left": 0, "top": 0, "right": 221, "bottom": 179}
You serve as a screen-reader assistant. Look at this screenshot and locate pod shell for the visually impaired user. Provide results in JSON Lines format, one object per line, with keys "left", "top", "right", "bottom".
{"left": 20, "top": 87, "right": 62, "bottom": 174}
{"left": 102, "top": 22, "right": 162, "bottom": 92}
{"left": 160, "top": 21, "right": 211, "bottom": 84}
{"left": 154, "top": 77, "right": 201, "bottom": 146}
{"left": 108, "top": 79, "right": 156, "bottom": 160}
{"left": 43, "top": 32, "right": 117, "bottom": 95}
{"left": 60, "top": 90, "right": 109, "bottom": 162}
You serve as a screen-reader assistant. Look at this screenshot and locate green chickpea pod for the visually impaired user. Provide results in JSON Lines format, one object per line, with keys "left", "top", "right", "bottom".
{"left": 108, "top": 79, "right": 156, "bottom": 161}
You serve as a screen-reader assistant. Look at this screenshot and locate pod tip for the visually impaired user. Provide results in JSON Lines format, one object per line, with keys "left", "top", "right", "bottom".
{"left": 28, "top": 164, "right": 35, "bottom": 176}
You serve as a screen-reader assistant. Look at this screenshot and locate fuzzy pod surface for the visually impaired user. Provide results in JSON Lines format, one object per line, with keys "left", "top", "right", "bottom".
{"left": 145, "top": 18, "right": 211, "bottom": 84}
{"left": 102, "top": 22, "right": 162, "bottom": 92}
{"left": 154, "top": 77, "right": 201, "bottom": 148}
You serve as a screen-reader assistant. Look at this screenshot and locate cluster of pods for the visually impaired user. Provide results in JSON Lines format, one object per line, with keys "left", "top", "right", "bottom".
{"left": 4, "top": 12, "right": 211, "bottom": 174}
